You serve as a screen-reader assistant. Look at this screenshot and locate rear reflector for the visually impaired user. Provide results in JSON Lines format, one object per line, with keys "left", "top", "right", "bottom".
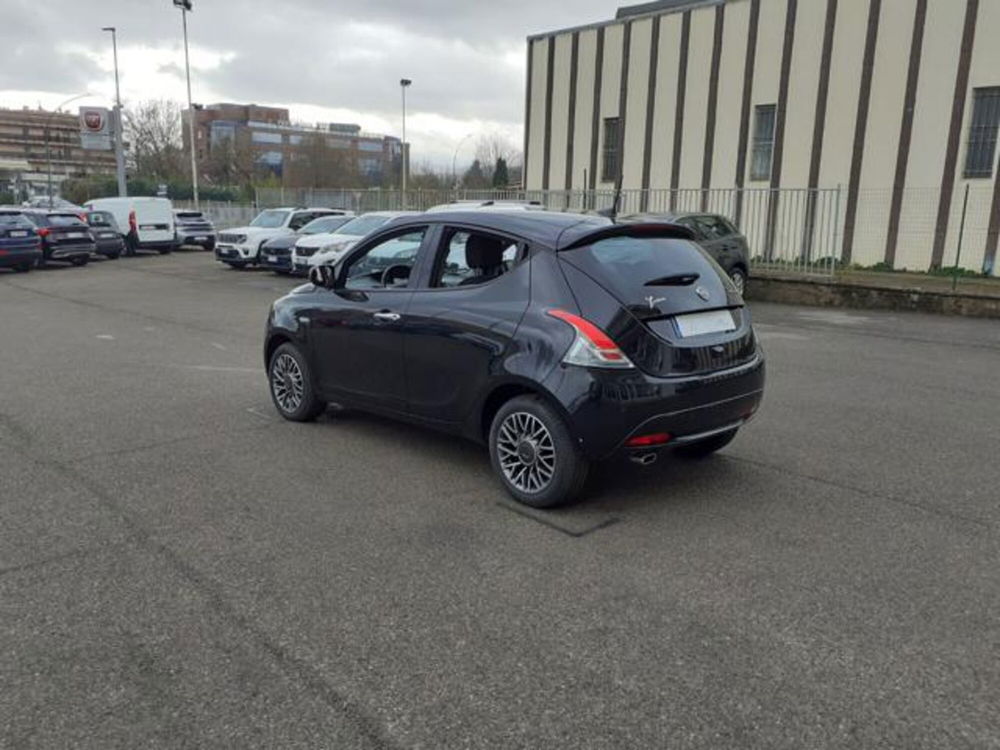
{"left": 625, "top": 432, "right": 672, "bottom": 447}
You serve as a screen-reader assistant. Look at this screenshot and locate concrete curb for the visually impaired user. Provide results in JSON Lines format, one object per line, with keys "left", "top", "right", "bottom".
{"left": 745, "top": 275, "right": 1000, "bottom": 319}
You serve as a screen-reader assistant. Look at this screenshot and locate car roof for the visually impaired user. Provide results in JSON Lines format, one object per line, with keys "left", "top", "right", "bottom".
{"left": 386, "top": 210, "right": 615, "bottom": 249}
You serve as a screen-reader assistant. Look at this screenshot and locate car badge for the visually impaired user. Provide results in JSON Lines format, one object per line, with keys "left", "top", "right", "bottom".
{"left": 695, "top": 286, "right": 710, "bottom": 301}
{"left": 645, "top": 295, "right": 666, "bottom": 310}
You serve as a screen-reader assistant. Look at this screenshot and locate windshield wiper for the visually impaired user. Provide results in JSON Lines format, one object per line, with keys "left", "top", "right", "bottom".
{"left": 644, "top": 273, "right": 699, "bottom": 286}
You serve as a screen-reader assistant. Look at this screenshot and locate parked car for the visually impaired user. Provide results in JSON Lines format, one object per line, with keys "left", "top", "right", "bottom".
{"left": 621, "top": 212, "right": 751, "bottom": 294}
{"left": 21, "top": 209, "right": 96, "bottom": 266}
{"left": 295, "top": 211, "right": 420, "bottom": 272}
{"left": 85, "top": 210, "right": 125, "bottom": 259}
{"left": 22, "top": 196, "right": 84, "bottom": 211}
{"left": 0, "top": 210, "right": 43, "bottom": 272}
{"left": 173, "top": 210, "right": 216, "bottom": 251}
{"left": 264, "top": 211, "right": 764, "bottom": 508}
{"left": 260, "top": 214, "right": 354, "bottom": 275}
{"left": 215, "top": 207, "right": 353, "bottom": 269}
{"left": 83, "top": 197, "right": 176, "bottom": 255}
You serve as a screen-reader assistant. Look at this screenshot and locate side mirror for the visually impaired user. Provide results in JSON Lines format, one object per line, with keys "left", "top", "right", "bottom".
{"left": 308, "top": 265, "right": 336, "bottom": 288}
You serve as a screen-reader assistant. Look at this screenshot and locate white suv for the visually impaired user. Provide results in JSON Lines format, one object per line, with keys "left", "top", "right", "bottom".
{"left": 215, "top": 207, "right": 352, "bottom": 268}
{"left": 292, "top": 211, "right": 420, "bottom": 272}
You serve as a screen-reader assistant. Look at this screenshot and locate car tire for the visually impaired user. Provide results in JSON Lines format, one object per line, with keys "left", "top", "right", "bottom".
{"left": 674, "top": 428, "right": 738, "bottom": 459}
{"left": 489, "top": 395, "right": 589, "bottom": 508}
{"left": 70, "top": 256, "right": 89, "bottom": 266}
{"left": 158, "top": 246, "right": 173, "bottom": 255}
{"left": 227, "top": 261, "right": 246, "bottom": 270}
{"left": 268, "top": 343, "right": 326, "bottom": 422}
{"left": 729, "top": 268, "right": 747, "bottom": 295}
{"left": 14, "top": 263, "right": 32, "bottom": 273}
{"left": 107, "top": 251, "right": 121, "bottom": 260}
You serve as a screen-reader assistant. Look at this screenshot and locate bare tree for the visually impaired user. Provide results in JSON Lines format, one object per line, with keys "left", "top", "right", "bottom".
{"left": 283, "top": 133, "right": 360, "bottom": 189}
{"left": 124, "top": 100, "right": 185, "bottom": 181}
{"left": 474, "top": 132, "right": 523, "bottom": 183}
{"left": 202, "top": 133, "right": 259, "bottom": 187}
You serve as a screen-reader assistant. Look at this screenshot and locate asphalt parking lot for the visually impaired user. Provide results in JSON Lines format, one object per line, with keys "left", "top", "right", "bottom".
{"left": 2, "top": 252, "right": 999, "bottom": 749}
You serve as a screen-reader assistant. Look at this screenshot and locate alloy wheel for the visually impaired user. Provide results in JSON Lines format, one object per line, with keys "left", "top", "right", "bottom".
{"left": 271, "top": 353, "right": 305, "bottom": 413}
{"left": 496, "top": 411, "right": 557, "bottom": 494}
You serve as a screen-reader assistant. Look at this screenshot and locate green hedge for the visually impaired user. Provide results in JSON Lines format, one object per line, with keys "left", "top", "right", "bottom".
{"left": 62, "top": 176, "right": 244, "bottom": 205}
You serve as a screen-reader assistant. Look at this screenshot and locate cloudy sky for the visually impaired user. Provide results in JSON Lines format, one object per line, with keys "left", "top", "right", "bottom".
{"left": 1, "top": 0, "right": 619, "bottom": 169}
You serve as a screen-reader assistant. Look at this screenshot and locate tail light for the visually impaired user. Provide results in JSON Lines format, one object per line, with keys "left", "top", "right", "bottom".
{"left": 625, "top": 432, "right": 671, "bottom": 447}
{"left": 547, "top": 309, "right": 634, "bottom": 369}
{"left": 128, "top": 209, "right": 137, "bottom": 232}
{"left": 36, "top": 227, "right": 50, "bottom": 237}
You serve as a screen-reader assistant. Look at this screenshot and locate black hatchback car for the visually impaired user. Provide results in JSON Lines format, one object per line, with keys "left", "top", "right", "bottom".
{"left": 264, "top": 211, "right": 764, "bottom": 507}
{"left": 22, "top": 210, "right": 95, "bottom": 266}
{"left": 622, "top": 212, "right": 750, "bottom": 294}
{"left": 85, "top": 210, "right": 125, "bottom": 259}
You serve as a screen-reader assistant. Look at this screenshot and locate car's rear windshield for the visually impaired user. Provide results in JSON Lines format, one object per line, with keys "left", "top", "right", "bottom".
{"left": 47, "top": 213, "right": 87, "bottom": 227}
{"left": 250, "top": 209, "right": 289, "bottom": 228}
{"left": 335, "top": 215, "right": 389, "bottom": 237}
{"left": 87, "top": 211, "right": 114, "bottom": 226}
{"left": 561, "top": 234, "right": 723, "bottom": 302}
{"left": 0, "top": 212, "right": 33, "bottom": 228}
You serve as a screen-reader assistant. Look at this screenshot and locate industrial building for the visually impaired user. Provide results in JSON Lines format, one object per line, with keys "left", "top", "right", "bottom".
{"left": 523, "top": 0, "right": 1000, "bottom": 274}
{"left": 183, "top": 103, "right": 402, "bottom": 183}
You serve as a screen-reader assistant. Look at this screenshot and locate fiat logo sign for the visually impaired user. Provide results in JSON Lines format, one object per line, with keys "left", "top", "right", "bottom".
{"left": 83, "top": 111, "right": 104, "bottom": 131}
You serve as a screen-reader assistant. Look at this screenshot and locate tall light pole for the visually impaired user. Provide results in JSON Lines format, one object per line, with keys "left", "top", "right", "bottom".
{"left": 46, "top": 93, "right": 91, "bottom": 208}
{"left": 174, "top": 0, "right": 199, "bottom": 208}
{"left": 400, "top": 78, "right": 411, "bottom": 200}
{"left": 102, "top": 26, "right": 127, "bottom": 197}
{"left": 452, "top": 132, "right": 473, "bottom": 189}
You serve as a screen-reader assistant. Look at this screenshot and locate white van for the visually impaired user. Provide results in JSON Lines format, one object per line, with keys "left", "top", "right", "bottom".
{"left": 84, "top": 197, "right": 176, "bottom": 254}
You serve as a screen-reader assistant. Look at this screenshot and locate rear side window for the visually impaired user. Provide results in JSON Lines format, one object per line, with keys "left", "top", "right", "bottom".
{"left": 432, "top": 229, "right": 520, "bottom": 288}
{"left": 693, "top": 215, "right": 733, "bottom": 240}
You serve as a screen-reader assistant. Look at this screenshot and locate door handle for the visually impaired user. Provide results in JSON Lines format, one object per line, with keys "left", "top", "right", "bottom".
{"left": 373, "top": 311, "right": 401, "bottom": 322}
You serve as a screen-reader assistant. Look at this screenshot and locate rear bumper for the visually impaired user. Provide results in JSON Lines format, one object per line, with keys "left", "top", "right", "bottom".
{"left": 178, "top": 233, "right": 215, "bottom": 247}
{"left": 47, "top": 243, "right": 95, "bottom": 260}
{"left": 95, "top": 237, "right": 124, "bottom": 256}
{"left": 545, "top": 354, "right": 765, "bottom": 460}
{"left": 138, "top": 239, "right": 177, "bottom": 250}
{"left": 0, "top": 246, "right": 42, "bottom": 267}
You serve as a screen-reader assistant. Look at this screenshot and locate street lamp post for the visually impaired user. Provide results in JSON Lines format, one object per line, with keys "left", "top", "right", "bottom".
{"left": 400, "top": 78, "right": 411, "bottom": 201}
{"left": 46, "top": 93, "right": 91, "bottom": 208}
{"left": 452, "top": 133, "right": 473, "bottom": 190}
{"left": 102, "top": 26, "right": 128, "bottom": 197}
{"left": 174, "top": 0, "right": 199, "bottom": 208}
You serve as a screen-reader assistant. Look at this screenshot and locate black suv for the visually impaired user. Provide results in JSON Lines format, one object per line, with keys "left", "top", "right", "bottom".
{"left": 264, "top": 211, "right": 764, "bottom": 507}
{"left": 623, "top": 213, "right": 751, "bottom": 294}
{"left": 0, "top": 210, "right": 42, "bottom": 272}
{"left": 86, "top": 211, "right": 125, "bottom": 259}
{"left": 22, "top": 210, "right": 95, "bottom": 266}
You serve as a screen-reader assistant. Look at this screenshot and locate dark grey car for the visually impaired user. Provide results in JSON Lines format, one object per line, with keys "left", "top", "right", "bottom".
{"left": 623, "top": 213, "right": 751, "bottom": 294}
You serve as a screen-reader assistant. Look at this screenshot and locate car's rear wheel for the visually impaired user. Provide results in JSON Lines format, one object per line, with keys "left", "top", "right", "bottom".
{"left": 729, "top": 268, "right": 747, "bottom": 295}
{"left": 268, "top": 343, "right": 326, "bottom": 422}
{"left": 489, "top": 395, "right": 588, "bottom": 508}
{"left": 14, "top": 263, "right": 32, "bottom": 273}
{"left": 674, "top": 428, "right": 738, "bottom": 459}
{"left": 70, "top": 256, "right": 89, "bottom": 266}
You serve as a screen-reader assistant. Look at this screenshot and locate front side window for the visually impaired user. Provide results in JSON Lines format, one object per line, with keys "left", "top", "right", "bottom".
{"left": 289, "top": 212, "right": 322, "bottom": 231}
{"left": 432, "top": 229, "right": 520, "bottom": 288}
{"left": 301, "top": 216, "right": 350, "bottom": 235}
{"left": 343, "top": 228, "right": 426, "bottom": 290}
{"left": 601, "top": 117, "right": 621, "bottom": 183}
{"left": 336, "top": 215, "right": 391, "bottom": 237}
{"left": 964, "top": 87, "right": 1000, "bottom": 178}
{"left": 250, "top": 209, "right": 289, "bottom": 228}
{"left": 750, "top": 104, "right": 776, "bottom": 182}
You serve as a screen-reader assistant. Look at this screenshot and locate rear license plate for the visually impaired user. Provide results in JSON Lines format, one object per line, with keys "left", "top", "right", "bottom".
{"left": 140, "top": 224, "right": 159, "bottom": 230}
{"left": 266, "top": 255, "right": 277, "bottom": 262}
{"left": 65, "top": 232, "right": 86, "bottom": 239}
{"left": 9, "top": 230, "right": 29, "bottom": 238}
{"left": 194, "top": 236, "right": 208, "bottom": 242}
{"left": 674, "top": 310, "right": 736, "bottom": 337}
{"left": 101, "top": 232, "right": 116, "bottom": 238}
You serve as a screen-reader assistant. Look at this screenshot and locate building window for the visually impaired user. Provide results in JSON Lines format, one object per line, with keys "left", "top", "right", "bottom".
{"left": 251, "top": 130, "right": 282, "bottom": 144}
{"left": 601, "top": 117, "right": 621, "bottom": 183}
{"left": 288, "top": 134, "right": 303, "bottom": 146}
{"left": 750, "top": 104, "right": 776, "bottom": 182}
{"left": 964, "top": 87, "right": 1000, "bottom": 178}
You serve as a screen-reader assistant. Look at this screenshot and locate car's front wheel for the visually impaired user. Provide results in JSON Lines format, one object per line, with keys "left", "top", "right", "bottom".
{"left": 268, "top": 343, "right": 326, "bottom": 422}
{"left": 674, "top": 428, "right": 738, "bottom": 459}
{"left": 729, "top": 268, "right": 747, "bottom": 295}
{"left": 489, "top": 395, "right": 589, "bottom": 508}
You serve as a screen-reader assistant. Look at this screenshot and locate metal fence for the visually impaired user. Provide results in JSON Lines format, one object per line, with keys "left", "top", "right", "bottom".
{"left": 174, "top": 200, "right": 257, "bottom": 228}
{"left": 193, "top": 185, "right": 996, "bottom": 279}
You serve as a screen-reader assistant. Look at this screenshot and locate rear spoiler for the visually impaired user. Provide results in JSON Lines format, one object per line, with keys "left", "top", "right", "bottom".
{"left": 556, "top": 222, "right": 696, "bottom": 251}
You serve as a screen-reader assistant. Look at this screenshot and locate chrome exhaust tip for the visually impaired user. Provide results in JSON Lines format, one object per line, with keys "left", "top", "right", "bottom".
{"left": 629, "top": 452, "right": 658, "bottom": 466}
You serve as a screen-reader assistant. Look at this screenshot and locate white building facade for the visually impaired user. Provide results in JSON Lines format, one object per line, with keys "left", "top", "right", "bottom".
{"left": 524, "top": 0, "right": 1000, "bottom": 275}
